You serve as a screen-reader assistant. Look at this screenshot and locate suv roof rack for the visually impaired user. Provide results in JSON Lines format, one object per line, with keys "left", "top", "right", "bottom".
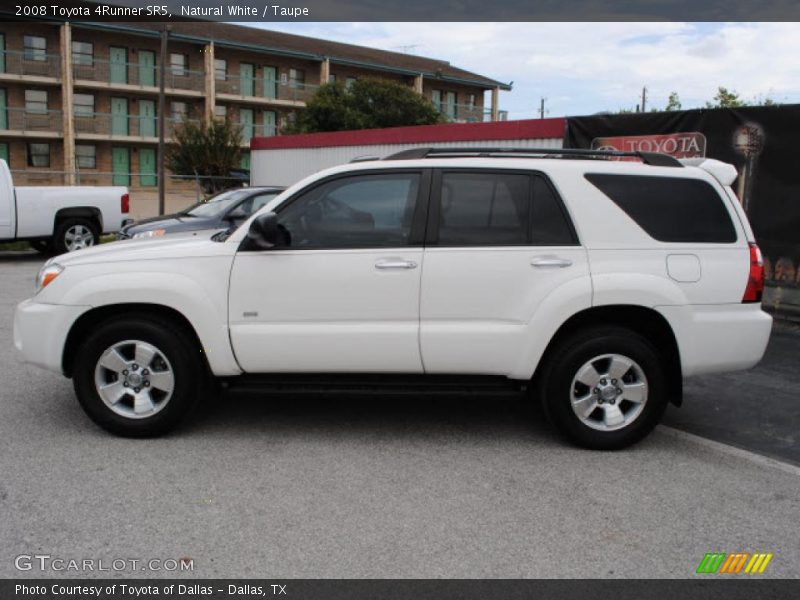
{"left": 383, "top": 147, "right": 683, "bottom": 167}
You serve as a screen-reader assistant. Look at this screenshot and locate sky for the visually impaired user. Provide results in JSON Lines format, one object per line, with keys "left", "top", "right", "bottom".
{"left": 247, "top": 22, "right": 800, "bottom": 119}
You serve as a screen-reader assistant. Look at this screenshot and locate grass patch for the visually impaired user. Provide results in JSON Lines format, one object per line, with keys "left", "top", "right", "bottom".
{"left": 0, "top": 241, "right": 31, "bottom": 251}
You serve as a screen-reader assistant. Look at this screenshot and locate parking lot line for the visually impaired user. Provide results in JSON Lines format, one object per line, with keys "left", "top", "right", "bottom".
{"left": 659, "top": 425, "right": 800, "bottom": 477}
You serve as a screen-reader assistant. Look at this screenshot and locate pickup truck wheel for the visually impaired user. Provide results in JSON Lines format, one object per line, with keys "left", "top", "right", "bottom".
{"left": 539, "top": 327, "right": 668, "bottom": 450}
{"left": 72, "top": 316, "right": 204, "bottom": 437}
{"left": 54, "top": 218, "right": 98, "bottom": 254}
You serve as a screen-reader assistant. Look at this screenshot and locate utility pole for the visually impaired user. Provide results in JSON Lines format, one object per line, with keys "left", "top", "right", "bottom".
{"left": 539, "top": 97, "right": 546, "bottom": 119}
{"left": 641, "top": 86, "right": 647, "bottom": 113}
{"left": 157, "top": 25, "right": 170, "bottom": 216}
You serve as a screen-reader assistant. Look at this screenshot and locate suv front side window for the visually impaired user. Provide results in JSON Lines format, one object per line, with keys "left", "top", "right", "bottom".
{"left": 277, "top": 173, "right": 421, "bottom": 249}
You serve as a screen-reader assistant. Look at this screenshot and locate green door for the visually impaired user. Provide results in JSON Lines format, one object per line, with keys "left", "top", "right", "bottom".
{"left": 239, "top": 108, "right": 254, "bottom": 144}
{"left": 262, "top": 110, "right": 276, "bottom": 136}
{"left": 138, "top": 50, "right": 155, "bottom": 86}
{"left": 240, "top": 151, "right": 250, "bottom": 170}
{"left": 0, "top": 89, "right": 6, "bottom": 130}
{"left": 139, "top": 99, "right": 156, "bottom": 137}
{"left": 112, "top": 147, "right": 130, "bottom": 186}
{"left": 0, "top": 142, "right": 8, "bottom": 163}
{"left": 109, "top": 47, "right": 128, "bottom": 84}
{"left": 240, "top": 63, "right": 254, "bottom": 96}
{"left": 111, "top": 97, "right": 128, "bottom": 135}
{"left": 263, "top": 66, "right": 277, "bottom": 99}
{"left": 0, "top": 34, "right": 5, "bottom": 74}
{"left": 138, "top": 147, "right": 156, "bottom": 186}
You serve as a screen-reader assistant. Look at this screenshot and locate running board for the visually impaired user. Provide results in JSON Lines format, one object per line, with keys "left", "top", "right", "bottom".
{"left": 221, "top": 374, "right": 528, "bottom": 396}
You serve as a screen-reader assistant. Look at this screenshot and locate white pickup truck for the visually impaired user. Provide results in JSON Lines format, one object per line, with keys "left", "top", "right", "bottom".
{"left": 0, "top": 160, "right": 129, "bottom": 253}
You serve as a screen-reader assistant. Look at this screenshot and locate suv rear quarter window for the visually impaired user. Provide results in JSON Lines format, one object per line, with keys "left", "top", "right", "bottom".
{"left": 585, "top": 173, "right": 737, "bottom": 243}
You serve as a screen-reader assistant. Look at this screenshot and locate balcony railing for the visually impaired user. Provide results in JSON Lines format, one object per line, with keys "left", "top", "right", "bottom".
{"left": 0, "top": 107, "right": 62, "bottom": 132}
{"left": 238, "top": 123, "right": 279, "bottom": 144}
{"left": 72, "top": 58, "right": 205, "bottom": 92}
{"left": 216, "top": 76, "right": 318, "bottom": 103}
{"left": 0, "top": 49, "right": 61, "bottom": 79}
{"left": 73, "top": 112, "right": 200, "bottom": 137}
{"left": 435, "top": 103, "right": 494, "bottom": 123}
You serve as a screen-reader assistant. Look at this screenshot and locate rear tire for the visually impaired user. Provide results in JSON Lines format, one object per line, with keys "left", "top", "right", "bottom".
{"left": 53, "top": 218, "right": 98, "bottom": 254}
{"left": 538, "top": 326, "right": 669, "bottom": 450}
{"left": 72, "top": 315, "right": 206, "bottom": 437}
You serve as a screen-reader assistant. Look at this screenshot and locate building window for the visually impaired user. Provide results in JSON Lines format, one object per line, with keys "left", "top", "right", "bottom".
{"left": 329, "top": 74, "right": 336, "bottom": 83}
{"left": 345, "top": 77, "right": 357, "bottom": 90}
{"left": 445, "top": 91, "right": 457, "bottom": 119}
{"left": 431, "top": 89, "right": 442, "bottom": 111}
{"left": 73, "top": 93, "right": 95, "bottom": 116}
{"left": 27, "top": 143, "right": 50, "bottom": 167}
{"left": 23, "top": 36, "right": 47, "bottom": 62}
{"left": 467, "top": 94, "right": 476, "bottom": 110}
{"left": 75, "top": 144, "right": 96, "bottom": 169}
{"left": 25, "top": 90, "right": 48, "bottom": 114}
{"left": 289, "top": 68, "right": 305, "bottom": 89}
{"left": 171, "top": 101, "right": 187, "bottom": 122}
{"left": 214, "top": 59, "right": 227, "bottom": 81}
{"left": 72, "top": 41, "right": 94, "bottom": 66}
{"left": 214, "top": 105, "right": 227, "bottom": 119}
{"left": 170, "top": 53, "right": 188, "bottom": 76}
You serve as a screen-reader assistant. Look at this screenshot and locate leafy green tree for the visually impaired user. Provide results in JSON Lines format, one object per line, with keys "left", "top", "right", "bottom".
{"left": 665, "top": 91, "right": 682, "bottom": 111}
{"left": 706, "top": 87, "right": 744, "bottom": 108}
{"left": 166, "top": 117, "right": 243, "bottom": 194}
{"left": 293, "top": 78, "right": 443, "bottom": 133}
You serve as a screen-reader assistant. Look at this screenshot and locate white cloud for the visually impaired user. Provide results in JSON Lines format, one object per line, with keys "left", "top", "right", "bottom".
{"left": 252, "top": 22, "right": 800, "bottom": 118}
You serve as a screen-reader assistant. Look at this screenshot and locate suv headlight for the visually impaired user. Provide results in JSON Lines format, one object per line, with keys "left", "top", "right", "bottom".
{"left": 35, "top": 263, "right": 64, "bottom": 293}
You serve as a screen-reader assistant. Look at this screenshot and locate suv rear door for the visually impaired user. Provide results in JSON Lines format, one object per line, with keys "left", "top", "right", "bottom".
{"left": 420, "top": 168, "right": 590, "bottom": 375}
{"left": 228, "top": 170, "right": 429, "bottom": 373}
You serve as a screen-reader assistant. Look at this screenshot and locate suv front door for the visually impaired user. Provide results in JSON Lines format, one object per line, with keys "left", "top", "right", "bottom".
{"left": 228, "top": 170, "right": 429, "bottom": 373}
{"left": 420, "top": 169, "right": 590, "bottom": 375}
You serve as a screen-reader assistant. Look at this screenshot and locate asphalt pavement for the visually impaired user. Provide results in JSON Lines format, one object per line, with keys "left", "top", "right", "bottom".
{"left": 1, "top": 251, "right": 798, "bottom": 579}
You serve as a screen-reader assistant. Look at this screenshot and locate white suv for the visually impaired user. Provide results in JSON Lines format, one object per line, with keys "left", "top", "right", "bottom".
{"left": 13, "top": 148, "right": 772, "bottom": 449}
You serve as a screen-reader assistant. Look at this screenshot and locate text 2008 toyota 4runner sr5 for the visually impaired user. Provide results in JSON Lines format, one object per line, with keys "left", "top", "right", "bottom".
{"left": 14, "top": 148, "right": 772, "bottom": 449}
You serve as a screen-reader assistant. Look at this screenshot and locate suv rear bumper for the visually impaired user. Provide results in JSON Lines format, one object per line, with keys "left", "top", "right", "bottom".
{"left": 14, "top": 299, "right": 89, "bottom": 375}
{"left": 657, "top": 303, "right": 772, "bottom": 377}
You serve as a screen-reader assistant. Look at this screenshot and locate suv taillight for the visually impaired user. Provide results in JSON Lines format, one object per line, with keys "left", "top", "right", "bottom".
{"left": 742, "top": 242, "right": 764, "bottom": 303}
{"left": 121, "top": 193, "right": 130, "bottom": 214}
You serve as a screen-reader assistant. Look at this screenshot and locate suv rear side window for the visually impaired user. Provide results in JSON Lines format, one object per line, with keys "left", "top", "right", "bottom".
{"left": 585, "top": 173, "right": 737, "bottom": 243}
{"left": 435, "top": 171, "right": 577, "bottom": 246}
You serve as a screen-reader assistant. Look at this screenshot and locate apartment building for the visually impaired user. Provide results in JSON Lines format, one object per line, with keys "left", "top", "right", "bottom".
{"left": 0, "top": 20, "right": 510, "bottom": 189}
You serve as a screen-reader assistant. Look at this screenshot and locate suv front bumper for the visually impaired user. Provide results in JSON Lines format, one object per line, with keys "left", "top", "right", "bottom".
{"left": 14, "top": 299, "right": 90, "bottom": 375}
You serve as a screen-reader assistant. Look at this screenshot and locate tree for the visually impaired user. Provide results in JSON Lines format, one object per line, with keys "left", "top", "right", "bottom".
{"left": 665, "top": 91, "right": 682, "bottom": 111}
{"left": 706, "top": 86, "right": 744, "bottom": 108}
{"left": 166, "top": 117, "right": 243, "bottom": 194}
{"left": 292, "top": 78, "right": 443, "bottom": 133}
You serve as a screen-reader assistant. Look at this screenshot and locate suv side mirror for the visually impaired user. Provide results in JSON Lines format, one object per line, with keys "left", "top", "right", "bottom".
{"left": 244, "top": 212, "right": 281, "bottom": 250}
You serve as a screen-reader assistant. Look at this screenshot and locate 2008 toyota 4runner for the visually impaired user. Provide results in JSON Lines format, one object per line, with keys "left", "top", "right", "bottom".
{"left": 13, "top": 148, "right": 772, "bottom": 449}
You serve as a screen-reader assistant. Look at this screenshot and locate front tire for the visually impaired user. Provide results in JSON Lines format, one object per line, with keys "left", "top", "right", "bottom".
{"left": 73, "top": 315, "right": 205, "bottom": 437}
{"left": 538, "top": 326, "right": 669, "bottom": 450}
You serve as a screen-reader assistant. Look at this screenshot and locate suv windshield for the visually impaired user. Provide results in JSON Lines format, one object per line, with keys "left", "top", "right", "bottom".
{"left": 183, "top": 189, "right": 252, "bottom": 218}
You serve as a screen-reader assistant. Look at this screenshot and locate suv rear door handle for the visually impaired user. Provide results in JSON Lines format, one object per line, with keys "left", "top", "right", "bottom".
{"left": 375, "top": 259, "right": 418, "bottom": 270}
{"left": 531, "top": 256, "right": 573, "bottom": 268}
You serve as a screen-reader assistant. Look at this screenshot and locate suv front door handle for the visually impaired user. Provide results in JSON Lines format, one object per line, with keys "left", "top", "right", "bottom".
{"left": 531, "top": 256, "right": 573, "bottom": 268}
{"left": 375, "top": 259, "right": 418, "bottom": 270}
